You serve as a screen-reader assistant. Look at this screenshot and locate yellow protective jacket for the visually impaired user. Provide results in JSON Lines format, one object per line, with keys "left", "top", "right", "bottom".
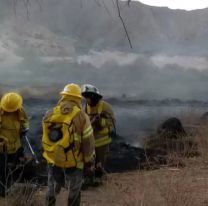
{"left": 85, "top": 100, "right": 115, "bottom": 148}
{"left": 0, "top": 108, "right": 29, "bottom": 154}
{"left": 42, "top": 99, "right": 94, "bottom": 169}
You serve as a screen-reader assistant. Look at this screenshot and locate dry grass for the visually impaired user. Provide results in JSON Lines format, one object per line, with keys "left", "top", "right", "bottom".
{"left": 2, "top": 112, "right": 208, "bottom": 206}
{"left": 81, "top": 119, "right": 208, "bottom": 206}
{"left": 81, "top": 161, "right": 208, "bottom": 206}
{"left": 0, "top": 183, "right": 43, "bottom": 206}
{"left": 0, "top": 161, "right": 43, "bottom": 206}
{"left": 7, "top": 182, "right": 43, "bottom": 206}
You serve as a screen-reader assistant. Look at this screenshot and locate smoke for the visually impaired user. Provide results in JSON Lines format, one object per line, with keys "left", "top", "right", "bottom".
{"left": 0, "top": 0, "right": 208, "bottom": 99}
{"left": 77, "top": 50, "right": 139, "bottom": 68}
{"left": 151, "top": 55, "right": 208, "bottom": 71}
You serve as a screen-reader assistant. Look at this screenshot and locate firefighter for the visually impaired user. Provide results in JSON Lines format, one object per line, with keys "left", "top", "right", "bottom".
{"left": 42, "top": 83, "right": 95, "bottom": 206}
{"left": 81, "top": 84, "right": 116, "bottom": 185}
{"left": 0, "top": 92, "right": 29, "bottom": 197}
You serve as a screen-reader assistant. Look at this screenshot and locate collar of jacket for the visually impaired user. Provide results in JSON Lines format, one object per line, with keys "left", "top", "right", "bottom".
{"left": 0, "top": 107, "right": 26, "bottom": 120}
{"left": 58, "top": 97, "right": 81, "bottom": 109}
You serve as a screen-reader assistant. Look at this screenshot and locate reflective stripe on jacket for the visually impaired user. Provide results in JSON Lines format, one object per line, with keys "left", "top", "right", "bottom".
{"left": 42, "top": 99, "right": 94, "bottom": 169}
{"left": 86, "top": 100, "right": 115, "bottom": 148}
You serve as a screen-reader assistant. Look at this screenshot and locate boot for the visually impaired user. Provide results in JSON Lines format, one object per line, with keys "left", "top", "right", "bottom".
{"left": 81, "top": 176, "right": 94, "bottom": 190}
{"left": 46, "top": 196, "right": 56, "bottom": 206}
{"left": 92, "top": 168, "right": 104, "bottom": 186}
{"left": 68, "top": 192, "right": 81, "bottom": 206}
{"left": 92, "top": 176, "right": 103, "bottom": 186}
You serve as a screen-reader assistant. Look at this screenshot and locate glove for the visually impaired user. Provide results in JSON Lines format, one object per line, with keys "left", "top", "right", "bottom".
{"left": 92, "top": 116, "right": 103, "bottom": 131}
{"left": 15, "top": 147, "right": 26, "bottom": 165}
{"left": 21, "top": 128, "right": 29, "bottom": 138}
{"left": 0, "top": 138, "right": 6, "bottom": 153}
{"left": 109, "top": 130, "right": 116, "bottom": 138}
{"left": 91, "top": 115, "right": 100, "bottom": 124}
{"left": 84, "top": 162, "right": 94, "bottom": 177}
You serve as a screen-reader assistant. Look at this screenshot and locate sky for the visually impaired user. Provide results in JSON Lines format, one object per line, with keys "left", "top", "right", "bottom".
{"left": 136, "top": 0, "right": 208, "bottom": 10}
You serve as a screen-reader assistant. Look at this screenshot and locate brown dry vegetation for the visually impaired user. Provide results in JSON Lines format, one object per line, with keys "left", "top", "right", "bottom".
{"left": 1, "top": 115, "right": 208, "bottom": 206}
{"left": 36, "top": 157, "right": 208, "bottom": 206}
{"left": 79, "top": 123, "right": 208, "bottom": 206}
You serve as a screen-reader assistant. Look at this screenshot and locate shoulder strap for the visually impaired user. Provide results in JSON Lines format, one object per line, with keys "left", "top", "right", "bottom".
{"left": 70, "top": 106, "right": 81, "bottom": 122}
{"left": 97, "top": 100, "right": 103, "bottom": 114}
{"left": 18, "top": 108, "right": 28, "bottom": 121}
{"left": 45, "top": 105, "right": 80, "bottom": 126}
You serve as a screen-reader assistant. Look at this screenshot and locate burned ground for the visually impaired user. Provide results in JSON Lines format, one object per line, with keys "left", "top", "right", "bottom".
{"left": 20, "top": 98, "right": 202, "bottom": 184}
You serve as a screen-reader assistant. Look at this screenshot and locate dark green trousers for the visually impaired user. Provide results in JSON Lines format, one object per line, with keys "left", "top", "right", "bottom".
{"left": 46, "top": 165, "right": 83, "bottom": 206}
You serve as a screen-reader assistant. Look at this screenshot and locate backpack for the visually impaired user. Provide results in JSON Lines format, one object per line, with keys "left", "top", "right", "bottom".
{"left": 42, "top": 105, "right": 81, "bottom": 168}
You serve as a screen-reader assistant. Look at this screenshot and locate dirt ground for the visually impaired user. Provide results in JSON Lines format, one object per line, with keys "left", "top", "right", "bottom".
{"left": 55, "top": 159, "right": 208, "bottom": 206}
{"left": 1, "top": 156, "right": 208, "bottom": 206}
{"left": 1, "top": 117, "right": 208, "bottom": 206}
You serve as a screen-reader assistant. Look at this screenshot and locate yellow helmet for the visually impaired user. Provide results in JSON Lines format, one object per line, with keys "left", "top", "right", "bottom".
{"left": 1, "top": 92, "right": 23, "bottom": 112}
{"left": 60, "top": 83, "right": 82, "bottom": 98}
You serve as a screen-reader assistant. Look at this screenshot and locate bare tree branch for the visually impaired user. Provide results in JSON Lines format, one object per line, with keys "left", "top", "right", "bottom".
{"left": 116, "top": 0, "right": 133, "bottom": 48}
{"left": 127, "top": 0, "right": 131, "bottom": 6}
{"left": 12, "top": 0, "right": 132, "bottom": 48}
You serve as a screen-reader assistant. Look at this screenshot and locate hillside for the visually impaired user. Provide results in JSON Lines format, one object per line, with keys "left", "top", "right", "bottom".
{"left": 1, "top": 1, "right": 208, "bottom": 99}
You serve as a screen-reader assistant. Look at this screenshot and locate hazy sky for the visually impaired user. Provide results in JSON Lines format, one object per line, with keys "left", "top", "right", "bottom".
{"left": 137, "top": 0, "right": 208, "bottom": 10}
{"left": 2, "top": 0, "right": 208, "bottom": 100}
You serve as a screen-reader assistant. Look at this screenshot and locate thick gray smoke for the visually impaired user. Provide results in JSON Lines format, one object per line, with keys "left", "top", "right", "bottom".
{"left": 1, "top": 0, "right": 208, "bottom": 99}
